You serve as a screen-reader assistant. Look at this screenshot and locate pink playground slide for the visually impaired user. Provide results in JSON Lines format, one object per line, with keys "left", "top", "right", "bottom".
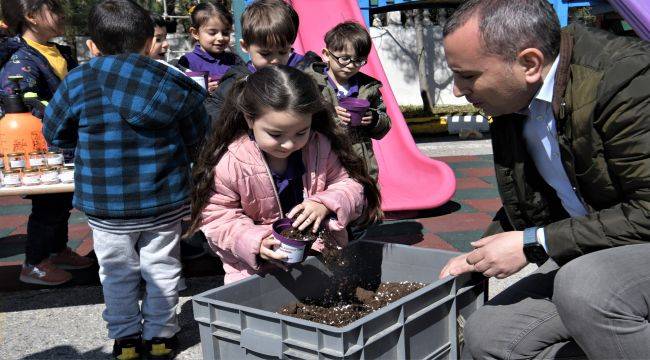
{"left": 289, "top": 0, "right": 456, "bottom": 212}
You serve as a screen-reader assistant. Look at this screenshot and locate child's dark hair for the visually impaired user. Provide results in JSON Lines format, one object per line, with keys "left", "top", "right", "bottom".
{"left": 88, "top": 0, "right": 154, "bottom": 55}
{"left": 150, "top": 12, "right": 167, "bottom": 29}
{"left": 241, "top": 0, "right": 299, "bottom": 48}
{"left": 189, "top": 1, "right": 233, "bottom": 30}
{"left": 1, "top": 0, "right": 63, "bottom": 35}
{"left": 325, "top": 21, "right": 372, "bottom": 58}
{"left": 187, "top": 65, "right": 382, "bottom": 236}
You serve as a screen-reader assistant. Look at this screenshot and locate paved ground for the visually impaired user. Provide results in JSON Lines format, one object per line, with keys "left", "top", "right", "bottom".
{"left": 0, "top": 139, "right": 514, "bottom": 359}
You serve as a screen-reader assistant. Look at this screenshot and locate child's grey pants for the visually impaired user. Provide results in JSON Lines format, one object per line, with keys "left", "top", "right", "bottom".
{"left": 91, "top": 221, "right": 181, "bottom": 340}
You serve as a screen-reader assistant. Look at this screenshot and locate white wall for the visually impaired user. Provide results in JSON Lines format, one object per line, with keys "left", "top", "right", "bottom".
{"left": 369, "top": 24, "right": 468, "bottom": 107}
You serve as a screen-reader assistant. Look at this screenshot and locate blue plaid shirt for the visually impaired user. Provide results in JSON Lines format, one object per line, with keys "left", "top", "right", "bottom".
{"left": 43, "top": 54, "right": 208, "bottom": 219}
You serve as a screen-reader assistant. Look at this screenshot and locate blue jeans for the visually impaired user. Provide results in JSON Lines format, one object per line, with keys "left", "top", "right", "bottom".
{"left": 461, "top": 244, "right": 650, "bottom": 359}
{"left": 91, "top": 221, "right": 181, "bottom": 340}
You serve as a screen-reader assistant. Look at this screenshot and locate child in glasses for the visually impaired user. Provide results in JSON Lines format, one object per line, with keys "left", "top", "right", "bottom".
{"left": 305, "top": 21, "right": 391, "bottom": 183}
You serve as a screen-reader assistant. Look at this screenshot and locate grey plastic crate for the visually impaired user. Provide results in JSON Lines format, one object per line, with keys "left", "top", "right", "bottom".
{"left": 193, "top": 240, "right": 485, "bottom": 359}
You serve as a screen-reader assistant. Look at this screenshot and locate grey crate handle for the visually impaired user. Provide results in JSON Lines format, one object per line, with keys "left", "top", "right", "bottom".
{"left": 241, "top": 328, "right": 283, "bottom": 357}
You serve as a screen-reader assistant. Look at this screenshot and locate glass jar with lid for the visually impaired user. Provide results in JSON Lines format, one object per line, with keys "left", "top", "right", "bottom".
{"left": 1, "top": 169, "right": 21, "bottom": 187}
{"left": 45, "top": 151, "right": 64, "bottom": 166}
{"left": 59, "top": 165, "right": 74, "bottom": 183}
{"left": 40, "top": 166, "right": 60, "bottom": 184}
{"left": 28, "top": 151, "right": 45, "bottom": 167}
{"left": 8, "top": 153, "right": 26, "bottom": 169}
{"left": 21, "top": 168, "right": 41, "bottom": 186}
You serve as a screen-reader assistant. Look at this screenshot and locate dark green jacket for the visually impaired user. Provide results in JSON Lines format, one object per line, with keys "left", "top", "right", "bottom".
{"left": 491, "top": 24, "right": 650, "bottom": 265}
{"left": 304, "top": 62, "right": 391, "bottom": 181}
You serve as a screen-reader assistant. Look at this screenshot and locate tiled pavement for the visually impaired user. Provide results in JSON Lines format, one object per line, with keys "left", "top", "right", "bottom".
{"left": 0, "top": 154, "right": 500, "bottom": 292}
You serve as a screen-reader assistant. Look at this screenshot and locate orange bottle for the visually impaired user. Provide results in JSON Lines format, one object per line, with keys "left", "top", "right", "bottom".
{"left": 0, "top": 76, "right": 48, "bottom": 170}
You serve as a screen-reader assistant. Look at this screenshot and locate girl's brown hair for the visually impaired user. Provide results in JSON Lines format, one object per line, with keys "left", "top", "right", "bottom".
{"left": 189, "top": 1, "right": 233, "bottom": 30}
{"left": 1, "top": 0, "right": 63, "bottom": 35}
{"left": 187, "top": 65, "right": 382, "bottom": 236}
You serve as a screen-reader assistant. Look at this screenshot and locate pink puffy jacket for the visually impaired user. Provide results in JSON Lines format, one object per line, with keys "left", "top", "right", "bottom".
{"left": 201, "top": 132, "right": 365, "bottom": 283}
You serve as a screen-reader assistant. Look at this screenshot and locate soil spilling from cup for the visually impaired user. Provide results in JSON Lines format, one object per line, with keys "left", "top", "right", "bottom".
{"left": 278, "top": 281, "right": 426, "bottom": 327}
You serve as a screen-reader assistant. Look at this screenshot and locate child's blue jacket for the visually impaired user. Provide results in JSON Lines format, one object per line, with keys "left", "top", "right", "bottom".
{"left": 43, "top": 54, "right": 208, "bottom": 219}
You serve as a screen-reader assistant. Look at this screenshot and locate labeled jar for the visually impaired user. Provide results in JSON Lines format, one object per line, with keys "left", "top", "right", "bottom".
{"left": 28, "top": 151, "right": 45, "bottom": 167}
{"left": 45, "top": 151, "right": 64, "bottom": 166}
{"left": 59, "top": 165, "right": 74, "bottom": 183}
{"left": 22, "top": 168, "right": 41, "bottom": 186}
{"left": 40, "top": 166, "right": 60, "bottom": 184}
{"left": 2, "top": 169, "right": 21, "bottom": 187}
{"left": 8, "top": 153, "right": 26, "bottom": 169}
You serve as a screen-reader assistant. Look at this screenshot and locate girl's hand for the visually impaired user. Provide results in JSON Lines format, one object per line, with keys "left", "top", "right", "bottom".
{"left": 335, "top": 106, "right": 351, "bottom": 126}
{"left": 361, "top": 111, "right": 373, "bottom": 126}
{"left": 207, "top": 80, "right": 219, "bottom": 93}
{"left": 259, "top": 235, "right": 289, "bottom": 270}
{"left": 259, "top": 236, "right": 286, "bottom": 261}
{"left": 287, "top": 200, "right": 330, "bottom": 233}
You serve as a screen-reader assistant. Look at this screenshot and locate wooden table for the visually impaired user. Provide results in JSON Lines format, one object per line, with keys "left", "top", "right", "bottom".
{"left": 0, "top": 183, "right": 74, "bottom": 196}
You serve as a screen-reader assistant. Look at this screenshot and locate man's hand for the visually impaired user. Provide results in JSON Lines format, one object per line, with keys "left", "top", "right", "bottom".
{"left": 439, "top": 252, "right": 475, "bottom": 279}
{"left": 466, "top": 231, "right": 528, "bottom": 279}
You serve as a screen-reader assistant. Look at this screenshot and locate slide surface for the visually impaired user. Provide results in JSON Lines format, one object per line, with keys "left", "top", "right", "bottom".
{"left": 290, "top": 0, "right": 456, "bottom": 212}
{"left": 608, "top": 0, "right": 650, "bottom": 40}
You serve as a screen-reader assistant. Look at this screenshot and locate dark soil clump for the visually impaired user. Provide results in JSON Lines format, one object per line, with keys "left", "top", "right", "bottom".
{"left": 278, "top": 282, "right": 426, "bottom": 327}
{"left": 280, "top": 226, "right": 320, "bottom": 243}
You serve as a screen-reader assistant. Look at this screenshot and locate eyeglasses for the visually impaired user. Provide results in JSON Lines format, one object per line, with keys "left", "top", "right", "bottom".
{"left": 326, "top": 49, "right": 368, "bottom": 67}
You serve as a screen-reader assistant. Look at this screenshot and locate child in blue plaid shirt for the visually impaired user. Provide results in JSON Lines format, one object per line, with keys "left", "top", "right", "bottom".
{"left": 42, "top": 0, "right": 208, "bottom": 358}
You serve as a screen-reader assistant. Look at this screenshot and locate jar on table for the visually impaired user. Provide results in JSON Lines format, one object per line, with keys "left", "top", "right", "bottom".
{"left": 59, "top": 165, "right": 74, "bottom": 183}
{"left": 40, "top": 166, "right": 60, "bottom": 184}
{"left": 21, "top": 168, "right": 41, "bottom": 186}
{"left": 8, "top": 153, "right": 26, "bottom": 169}
{"left": 1, "top": 169, "right": 21, "bottom": 187}
{"left": 45, "top": 151, "right": 64, "bottom": 166}
{"left": 28, "top": 151, "right": 45, "bottom": 167}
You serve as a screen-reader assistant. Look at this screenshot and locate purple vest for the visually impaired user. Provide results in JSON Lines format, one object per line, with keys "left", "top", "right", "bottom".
{"left": 179, "top": 45, "right": 244, "bottom": 80}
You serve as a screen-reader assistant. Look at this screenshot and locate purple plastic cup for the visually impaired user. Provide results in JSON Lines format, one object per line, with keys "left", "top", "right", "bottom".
{"left": 209, "top": 73, "right": 224, "bottom": 83}
{"left": 186, "top": 71, "right": 209, "bottom": 89}
{"left": 272, "top": 218, "right": 309, "bottom": 264}
{"left": 339, "top": 97, "right": 370, "bottom": 127}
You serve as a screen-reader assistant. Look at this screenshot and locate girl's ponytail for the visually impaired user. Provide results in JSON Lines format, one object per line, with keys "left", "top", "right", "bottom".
{"left": 185, "top": 77, "right": 249, "bottom": 237}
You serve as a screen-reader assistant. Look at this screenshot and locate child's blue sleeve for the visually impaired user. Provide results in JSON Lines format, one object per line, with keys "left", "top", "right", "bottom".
{"left": 43, "top": 79, "right": 78, "bottom": 149}
{"left": 180, "top": 104, "right": 209, "bottom": 161}
{"left": 0, "top": 54, "right": 41, "bottom": 96}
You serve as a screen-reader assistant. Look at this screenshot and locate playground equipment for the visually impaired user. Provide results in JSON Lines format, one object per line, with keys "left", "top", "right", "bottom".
{"left": 290, "top": 0, "right": 457, "bottom": 212}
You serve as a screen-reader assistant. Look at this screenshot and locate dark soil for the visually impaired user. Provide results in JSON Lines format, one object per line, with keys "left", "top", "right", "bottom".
{"left": 278, "top": 282, "right": 426, "bottom": 327}
{"left": 280, "top": 226, "right": 320, "bottom": 243}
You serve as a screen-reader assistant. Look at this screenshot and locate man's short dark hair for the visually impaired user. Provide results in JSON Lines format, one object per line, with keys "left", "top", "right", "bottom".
{"left": 324, "top": 21, "right": 372, "bottom": 58}
{"left": 241, "top": 0, "right": 298, "bottom": 48}
{"left": 88, "top": 0, "right": 154, "bottom": 55}
{"left": 443, "top": 0, "right": 560, "bottom": 62}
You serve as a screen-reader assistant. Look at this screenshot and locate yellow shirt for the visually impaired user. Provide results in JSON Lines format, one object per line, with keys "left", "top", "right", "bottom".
{"left": 23, "top": 37, "right": 68, "bottom": 80}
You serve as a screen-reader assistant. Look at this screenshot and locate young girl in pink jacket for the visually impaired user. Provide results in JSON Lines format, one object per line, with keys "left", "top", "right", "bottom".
{"left": 187, "top": 65, "right": 382, "bottom": 283}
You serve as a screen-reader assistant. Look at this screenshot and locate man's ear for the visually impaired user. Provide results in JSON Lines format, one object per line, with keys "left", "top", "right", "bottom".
{"left": 516, "top": 48, "right": 545, "bottom": 85}
{"left": 240, "top": 39, "right": 249, "bottom": 54}
{"left": 86, "top": 39, "right": 102, "bottom": 57}
{"left": 141, "top": 37, "right": 154, "bottom": 56}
